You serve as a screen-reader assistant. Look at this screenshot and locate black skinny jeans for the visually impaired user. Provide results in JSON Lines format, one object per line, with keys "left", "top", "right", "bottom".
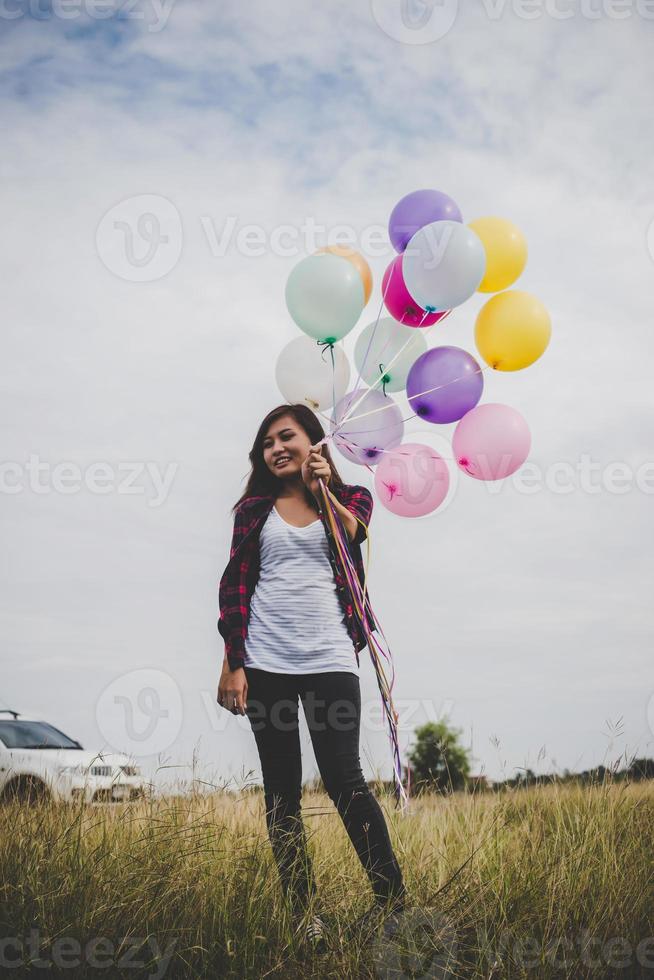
{"left": 244, "top": 666, "right": 406, "bottom": 917}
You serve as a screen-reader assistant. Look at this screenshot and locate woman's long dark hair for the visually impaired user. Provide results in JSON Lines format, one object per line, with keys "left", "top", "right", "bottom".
{"left": 232, "top": 403, "right": 347, "bottom": 514}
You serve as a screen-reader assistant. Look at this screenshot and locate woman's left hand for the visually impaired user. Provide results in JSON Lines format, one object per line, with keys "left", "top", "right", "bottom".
{"left": 301, "top": 443, "right": 331, "bottom": 497}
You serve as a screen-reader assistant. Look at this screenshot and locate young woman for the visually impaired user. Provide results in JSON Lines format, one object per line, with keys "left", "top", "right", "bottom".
{"left": 216, "top": 403, "right": 407, "bottom": 950}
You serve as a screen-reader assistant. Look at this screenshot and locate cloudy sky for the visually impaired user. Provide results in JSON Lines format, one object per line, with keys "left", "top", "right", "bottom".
{"left": 1, "top": 0, "right": 653, "bottom": 792}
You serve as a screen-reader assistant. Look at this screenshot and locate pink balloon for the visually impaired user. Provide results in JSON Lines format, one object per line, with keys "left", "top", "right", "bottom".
{"left": 452, "top": 403, "right": 531, "bottom": 481}
{"left": 382, "top": 255, "right": 448, "bottom": 328}
{"left": 374, "top": 442, "right": 450, "bottom": 516}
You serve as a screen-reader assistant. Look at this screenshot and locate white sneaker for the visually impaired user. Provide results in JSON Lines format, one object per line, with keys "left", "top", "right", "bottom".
{"left": 296, "top": 913, "right": 328, "bottom": 954}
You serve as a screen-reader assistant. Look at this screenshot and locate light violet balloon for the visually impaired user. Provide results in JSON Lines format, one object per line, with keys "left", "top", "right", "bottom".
{"left": 452, "top": 403, "right": 531, "bottom": 481}
{"left": 330, "top": 387, "right": 404, "bottom": 465}
{"left": 354, "top": 317, "right": 428, "bottom": 394}
{"left": 374, "top": 443, "right": 451, "bottom": 517}
{"left": 389, "top": 189, "right": 463, "bottom": 253}
{"left": 402, "top": 220, "right": 486, "bottom": 312}
{"left": 275, "top": 335, "right": 350, "bottom": 411}
{"left": 382, "top": 255, "right": 449, "bottom": 327}
{"left": 407, "top": 346, "right": 483, "bottom": 424}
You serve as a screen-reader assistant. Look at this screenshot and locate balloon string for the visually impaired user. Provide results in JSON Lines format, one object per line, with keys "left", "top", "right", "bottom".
{"left": 316, "top": 474, "right": 403, "bottom": 790}
{"left": 315, "top": 360, "right": 492, "bottom": 437}
{"left": 348, "top": 259, "right": 395, "bottom": 399}
{"left": 315, "top": 260, "right": 395, "bottom": 408}
{"left": 332, "top": 306, "right": 442, "bottom": 436}
{"left": 310, "top": 298, "right": 448, "bottom": 812}
{"left": 336, "top": 361, "right": 493, "bottom": 431}
{"left": 324, "top": 429, "right": 457, "bottom": 466}
{"left": 335, "top": 304, "right": 452, "bottom": 435}
{"left": 309, "top": 279, "right": 460, "bottom": 808}
{"left": 317, "top": 474, "right": 410, "bottom": 811}
{"left": 316, "top": 340, "right": 339, "bottom": 415}
{"left": 329, "top": 342, "right": 336, "bottom": 414}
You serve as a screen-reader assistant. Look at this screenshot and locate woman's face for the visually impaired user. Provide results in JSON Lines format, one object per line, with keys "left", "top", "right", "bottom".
{"left": 262, "top": 415, "right": 312, "bottom": 480}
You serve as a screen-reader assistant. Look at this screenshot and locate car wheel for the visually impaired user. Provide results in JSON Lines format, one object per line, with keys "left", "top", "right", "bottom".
{"left": 2, "top": 775, "right": 51, "bottom": 805}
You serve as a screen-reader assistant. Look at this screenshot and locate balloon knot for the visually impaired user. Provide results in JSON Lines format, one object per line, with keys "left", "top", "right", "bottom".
{"left": 379, "top": 363, "right": 391, "bottom": 397}
{"left": 318, "top": 339, "right": 336, "bottom": 362}
{"left": 383, "top": 481, "right": 398, "bottom": 501}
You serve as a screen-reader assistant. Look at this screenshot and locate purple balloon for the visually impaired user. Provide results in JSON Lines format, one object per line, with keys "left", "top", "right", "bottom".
{"left": 406, "top": 346, "right": 483, "bottom": 424}
{"left": 389, "top": 189, "right": 463, "bottom": 253}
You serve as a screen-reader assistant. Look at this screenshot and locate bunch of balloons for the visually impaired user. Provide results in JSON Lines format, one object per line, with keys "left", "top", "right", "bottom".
{"left": 277, "top": 188, "right": 551, "bottom": 517}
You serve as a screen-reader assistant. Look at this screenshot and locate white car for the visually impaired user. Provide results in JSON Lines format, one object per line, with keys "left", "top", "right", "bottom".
{"left": 0, "top": 710, "right": 148, "bottom": 803}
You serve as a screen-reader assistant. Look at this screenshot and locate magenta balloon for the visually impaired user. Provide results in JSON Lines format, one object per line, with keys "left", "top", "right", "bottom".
{"left": 389, "top": 189, "right": 463, "bottom": 253}
{"left": 406, "top": 346, "right": 483, "bottom": 424}
{"left": 374, "top": 443, "right": 450, "bottom": 517}
{"left": 452, "top": 403, "right": 531, "bottom": 480}
{"left": 382, "top": 256, "right": 448, "bottom": 328}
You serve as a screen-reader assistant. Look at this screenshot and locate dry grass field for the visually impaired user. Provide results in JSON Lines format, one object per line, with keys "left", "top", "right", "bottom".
{"left": 1, "top": 775, "right": 653, "bottom": 978}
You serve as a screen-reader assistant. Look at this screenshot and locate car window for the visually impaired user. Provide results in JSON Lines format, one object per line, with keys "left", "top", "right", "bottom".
{"left": 0, "top": 721, "right": 81, "bottom": 749}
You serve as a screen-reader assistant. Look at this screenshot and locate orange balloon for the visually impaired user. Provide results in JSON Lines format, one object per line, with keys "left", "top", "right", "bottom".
{"left": 316, "top": 246, "right": 372, "bottom": 305}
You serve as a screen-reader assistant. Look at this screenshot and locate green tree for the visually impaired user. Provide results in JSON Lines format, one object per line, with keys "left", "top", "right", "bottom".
{"left": 407, "top": 721, "right": 471, "bottom": 793}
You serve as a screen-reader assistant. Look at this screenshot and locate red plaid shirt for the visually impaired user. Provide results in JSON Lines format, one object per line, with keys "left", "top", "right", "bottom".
{"left": 217, "top": 483, "right": 375, "bottom": 671}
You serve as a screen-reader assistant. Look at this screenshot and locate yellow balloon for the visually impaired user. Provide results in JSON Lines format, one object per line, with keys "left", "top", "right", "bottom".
{"left": 316, "top": 246, "right": 373, "bottom": 305}
{"left": 475, "top": 290, "right": 551, "bottom": 371}
{"left": 468, "top": 216, "right": 528, "bottom": 293}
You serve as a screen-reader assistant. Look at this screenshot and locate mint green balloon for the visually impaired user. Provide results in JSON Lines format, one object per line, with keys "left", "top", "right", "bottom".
{"left": 285, "top": 252, "right": 365, "bottom": 343}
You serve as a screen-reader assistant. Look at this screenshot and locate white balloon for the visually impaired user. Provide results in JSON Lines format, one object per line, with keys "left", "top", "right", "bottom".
{"left": 402, "top": 220, "right": 486, "bottom": 311}
{"left": 354, "top": 317, "right": 429, "bottom": 393}
{"left": 275, "top": 335, "right": 351, "bottom": 411}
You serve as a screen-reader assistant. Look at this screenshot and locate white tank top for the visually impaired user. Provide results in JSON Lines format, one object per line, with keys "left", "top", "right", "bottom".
{"left": 243, "top": 504, "right": 359, "bottom": 675}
